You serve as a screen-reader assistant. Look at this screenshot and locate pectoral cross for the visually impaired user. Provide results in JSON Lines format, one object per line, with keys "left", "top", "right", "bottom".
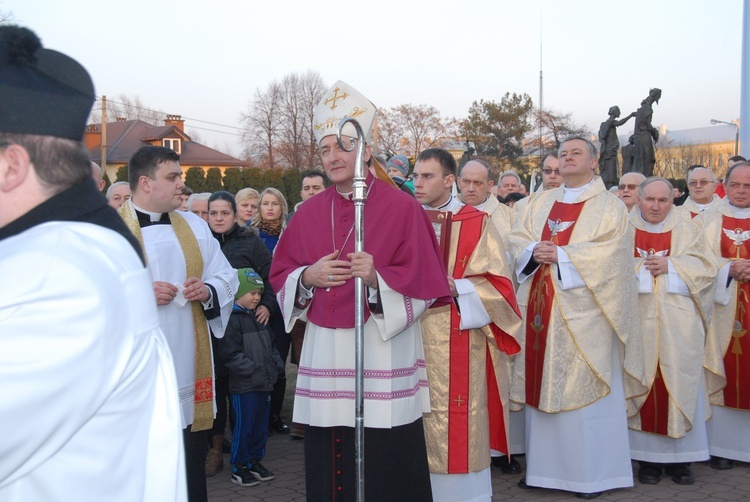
{"left": 453, "top": 395, "right": 466, "bottom": 407}
{"left": 325, "top": 87, "right": 348, "bottom": 110}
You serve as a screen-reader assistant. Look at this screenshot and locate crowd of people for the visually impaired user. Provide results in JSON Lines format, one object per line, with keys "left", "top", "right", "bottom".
{"left": 2, "top": 24, "right": 749, "bottom": 502}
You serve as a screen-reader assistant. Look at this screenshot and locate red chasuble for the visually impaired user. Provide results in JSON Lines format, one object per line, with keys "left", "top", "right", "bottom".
{"left": 720, "top": 215, "right": 750, "bottom": 410}
{"left": 445, "top": 205, "right": 520, "bottom": 472}
{"left": 525, "top": 201, "right": 584, "bottom": 409}
{"left": 634, "top": 229, "right": 672, "bottom": 435}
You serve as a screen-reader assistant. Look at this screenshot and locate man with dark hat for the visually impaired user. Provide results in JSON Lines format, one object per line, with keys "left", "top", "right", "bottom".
{"left": 0, "top": 25, "right": 186, "bottom": 501}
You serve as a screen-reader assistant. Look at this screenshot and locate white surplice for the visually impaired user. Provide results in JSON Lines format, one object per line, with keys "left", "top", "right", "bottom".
{"left": 278, "top": 268, "right": 433, "bottom": 428}
{"left": 0, "top": 222, "right": 187, "bottom": 502}
{"left": 138, "top": 208, "right": 238, "bottom": 427}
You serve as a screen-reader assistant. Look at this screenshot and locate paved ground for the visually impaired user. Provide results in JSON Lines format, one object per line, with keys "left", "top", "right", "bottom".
{"left": 207, "top": 365, "right": 750, "bottom": 501}
{"left": 207, "top": 436, "right": 749, "bottom": 502}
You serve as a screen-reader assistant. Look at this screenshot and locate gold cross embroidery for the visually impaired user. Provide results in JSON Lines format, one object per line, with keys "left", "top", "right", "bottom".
{"left": 325, "top": 87, "right": 348, "bottom": 110}
{"left": 732, "top": 320, "right": 746, "bottom": 355}
{"left": 459, "top": 256, "right": 469, "bottom": 267}
{"left": 453, "top": 395, "right": 466, "bottom": 407}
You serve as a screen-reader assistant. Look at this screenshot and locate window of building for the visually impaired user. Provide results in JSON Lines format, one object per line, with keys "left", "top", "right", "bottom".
{"left": 163, "top": 138, "right": 181, "bottom": 154}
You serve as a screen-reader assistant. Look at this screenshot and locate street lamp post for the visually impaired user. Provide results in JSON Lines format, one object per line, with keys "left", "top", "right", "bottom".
{"left": 710, "top": 119, "right": 740, "bottom": 157}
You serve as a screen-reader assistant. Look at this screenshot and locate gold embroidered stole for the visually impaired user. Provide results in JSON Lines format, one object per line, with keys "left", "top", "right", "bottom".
{"left": 119, "top": 203, "right": 215, "bottom": 430}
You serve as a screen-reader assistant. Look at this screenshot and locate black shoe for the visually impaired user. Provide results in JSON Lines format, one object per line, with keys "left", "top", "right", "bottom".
{"left": 710, "top": 455, "right": 735, "bottom": 470}
{"left": 248, "top": 461, "right": 275, "bottom": 481}
{"left": 269, "top": 415, "right": 290, "bottom": 434}
{"left": 231, "top": 466, "right": 260, "bottom": 487}
{"left": 492, "top": 455, "right": 522, "bottom": 474}
{"left": 575, "top": 492, "right": 603, "bottom": 500}
{"left": 637, "top": 462, "right": 662, "bottom": 484}
{"left": 665, "top": 463, "right": 694, "bottom": 485}
{"left": 517, "top": 477, "right": 535, "bottom": 490}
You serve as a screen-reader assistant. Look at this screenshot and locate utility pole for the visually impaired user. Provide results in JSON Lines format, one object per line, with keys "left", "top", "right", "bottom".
{"left": 101, "top": 95, "right": 108, "bottom": 174}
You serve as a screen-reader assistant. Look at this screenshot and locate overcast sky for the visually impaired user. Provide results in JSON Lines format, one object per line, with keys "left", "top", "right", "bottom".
{"left": 8, "top": 0, "right": 745, "bottom": 156}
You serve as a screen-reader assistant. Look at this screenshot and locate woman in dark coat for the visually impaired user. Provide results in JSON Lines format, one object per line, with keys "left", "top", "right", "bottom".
{"left": 204, "top": 191, "right": 279, "bottom": 476}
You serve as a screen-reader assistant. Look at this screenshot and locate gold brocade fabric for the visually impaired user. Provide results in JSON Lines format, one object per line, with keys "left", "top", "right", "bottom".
{"left": 480, "top": 195, "right": 516, "bottom": 241}
{"left": 697, "top": 199, "right": 746, "bottom": 406}
{"left": 509, "top": 178, "right": 648, "bottom": 414}
{"left": 420, "top": 211, "right": 522, "bottom": 474}
{"left": 118, "top": 202, "right": 214, "bottom": 431}
{"left": 626, "top": 209, "right": 716, "bottom": 438}
{"left": 678, "top": 194, "right": 720, "bottom": 220}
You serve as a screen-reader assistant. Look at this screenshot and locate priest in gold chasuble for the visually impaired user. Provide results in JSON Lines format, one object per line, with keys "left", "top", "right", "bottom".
{"left": 510, "top": 137, "right": 648, "bottom": 498}
{"left": 413, "top": 149, "right": 522, "bottom": 502}
{"left": 626, "top": 178, "right": 715, "bottom": 485}
{"left": 696, "top": 161, "right": 750, "bottom": 467}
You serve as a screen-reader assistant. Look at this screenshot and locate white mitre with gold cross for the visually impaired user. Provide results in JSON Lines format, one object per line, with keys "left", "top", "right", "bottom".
{"left": 313, "top": 80, "right": 376, "bottom": 145}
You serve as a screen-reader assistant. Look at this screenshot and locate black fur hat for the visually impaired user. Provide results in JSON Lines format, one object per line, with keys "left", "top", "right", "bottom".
{"left": 0, "top": 26, "right": 94, "bottom": 140}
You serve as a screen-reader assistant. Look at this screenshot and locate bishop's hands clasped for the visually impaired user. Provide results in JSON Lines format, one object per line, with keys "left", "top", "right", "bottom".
{"left": 302, "top": 250, "right": 379, "bottom": 290}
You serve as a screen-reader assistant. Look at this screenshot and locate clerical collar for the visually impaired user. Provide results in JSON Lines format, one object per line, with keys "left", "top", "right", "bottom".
{"left": 132, "top": 202, "right": 166, "bottom": 222}
{"left": 335, "top": 188, "right": 353, "bottom": 199}
{"left": 424, "top": 194, "right": 455, "bottom": 211}
{"left": 728, "top": 203, "right": 750, "bottom": 219}
{"left": 562, "top": 178, "right": 595, "bottom": 203}
{"left": 474, "top": 197, "right": 488, "bottom": 211}
{"left": 693, "top": 198, "right": 715, "bottom": 211}
{"left": 335, "top": 181, "right": 373, "bottom": 201}
{"left": 639, "top": 213, "right": 666, "bottom": 232}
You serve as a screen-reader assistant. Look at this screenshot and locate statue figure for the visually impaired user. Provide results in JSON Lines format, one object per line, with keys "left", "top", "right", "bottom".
{"left": 598, "top": 106, "right": 635, "bottom": 188}
{"left": 632, "top": 88, "right": 662, "bottom": 177}
{"left": 621, "top": 135, "right": 635, "bottom": 174}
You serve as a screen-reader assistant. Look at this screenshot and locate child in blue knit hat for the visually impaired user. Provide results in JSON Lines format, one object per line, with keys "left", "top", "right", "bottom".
{"left": 217, "top": 268, "right": 284, "bottom": 487}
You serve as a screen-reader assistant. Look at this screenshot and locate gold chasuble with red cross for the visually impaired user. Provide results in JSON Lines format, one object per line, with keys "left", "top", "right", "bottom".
{"left": 626, "top": 209, "right": 715, "bottom": 439}
{"left": 525, "top": 201, "right": 584, "bottom": 408}
{"left": 421, "top": 204, "right": 522, "bottom": 475}
{"left": 510, "top": 179, "right": 648, "bottom": 417}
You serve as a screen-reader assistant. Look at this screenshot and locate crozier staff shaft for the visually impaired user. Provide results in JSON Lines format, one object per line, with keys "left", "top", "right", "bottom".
{"left": 336, "top": 117, "right": 367, "bottom": 502}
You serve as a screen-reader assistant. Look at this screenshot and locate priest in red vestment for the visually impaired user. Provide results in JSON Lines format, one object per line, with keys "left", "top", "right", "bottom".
{"left": 697, "top": 161, "right": 750, "bottom": 470}
{"left": 412, "top": 148, "right": 522, "bottom": 502}
{"left": 269, "top": 81, "right": 451, "bottom": 501}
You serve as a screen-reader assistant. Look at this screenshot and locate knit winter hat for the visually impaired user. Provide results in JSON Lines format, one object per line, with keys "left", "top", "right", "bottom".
{"left": 236, "top": 268, "right": 264, "bottom": 299}
{"left": 387, "top": 155, "right": 410, "bottom": 176}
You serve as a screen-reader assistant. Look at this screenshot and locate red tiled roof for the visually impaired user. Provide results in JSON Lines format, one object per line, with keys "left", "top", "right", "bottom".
{"left": 88, "top": 119, "right": 245, "bottom": 167}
